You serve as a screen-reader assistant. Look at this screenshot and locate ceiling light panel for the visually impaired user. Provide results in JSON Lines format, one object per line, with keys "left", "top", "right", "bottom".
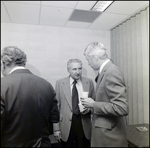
{"left": 92, "top": 1, "right": 113, "bottom": 12}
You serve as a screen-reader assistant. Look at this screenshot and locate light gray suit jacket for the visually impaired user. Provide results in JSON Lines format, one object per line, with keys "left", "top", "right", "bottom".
{"left": 54, "top": 76, "right": 95, "bottom": 142}
{"left": 91, "top": 61, "right": 129, "bottom": 147}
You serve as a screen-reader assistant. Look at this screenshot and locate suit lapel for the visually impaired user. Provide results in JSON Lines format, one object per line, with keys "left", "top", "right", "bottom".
{"left": 62, "top": 77, "right": 72, "bottom": 110}
{"left": 61, "top": 77, "right": 89, "bottom": 109}
{"left": 96, "top": 72, "right": 104, "bottom": 92}
{"left": 81, "top": 77, "right": 89, "bottom": 91}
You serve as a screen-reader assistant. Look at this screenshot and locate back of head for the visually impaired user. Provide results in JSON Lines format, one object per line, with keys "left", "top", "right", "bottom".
{"left": 84, "top": 41, "right": 108, "bottom": 60}
{"left": 1, "top": 46, "right": 27, "bottom": 67}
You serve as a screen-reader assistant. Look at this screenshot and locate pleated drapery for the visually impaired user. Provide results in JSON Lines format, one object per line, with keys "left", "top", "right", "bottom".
{"left": 110, "top": 6, "right": 149, "bottom": 125}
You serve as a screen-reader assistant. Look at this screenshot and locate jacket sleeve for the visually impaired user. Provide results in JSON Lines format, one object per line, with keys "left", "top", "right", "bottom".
{"left": 93, "top": 68, "right": 128, "bottom": 116}
{"left": 49, "top": 83, "right": 60, "bottom": 123}
{"left": 50, "top": 95, "right": 60, "bottom": 123}
{"left": 90, "top": 79, "right": 96, "bottom": 100}
{"left": 53, "top": 80, "right": 61, "bottom": 131}
{"left": 1, "top": 94, "right": 5, "bottom": 134}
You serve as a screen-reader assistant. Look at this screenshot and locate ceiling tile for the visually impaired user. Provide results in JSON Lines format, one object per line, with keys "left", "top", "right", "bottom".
{"left": 41, "top": 1, "right": 78, "bottom": 8}
{"left": 65, "top": 21, "right": 91, "bottom": 28}
{"left": 68, "top": 9, "right": 102, "bottom": 23}
{"left": 8, "top": 1, "right": 40, "bottom": 5}
{"left": 89, "top": 12, "right": 128, "bottom": 30}
{"left": 105, "top": 1, "right": 149, "bottom": 15}
{"left": 3, "top": 1, "right": 40, "bottom": 24}
{"left": 75, "top": 1, "right": 97, "bottom": 10}
{"left": 40, "top": 6, "right": 73, "bottom": 26}
{"left": 1, "top": 2, "right": 11, "bottom": 22}
{"left": 1, "top": 1, "right": 149, "bottom": 31}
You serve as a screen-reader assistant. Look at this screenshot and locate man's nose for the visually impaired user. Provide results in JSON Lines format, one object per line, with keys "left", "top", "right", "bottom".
{"left": 76, "top": 69, "right": 81, "bottom": 73}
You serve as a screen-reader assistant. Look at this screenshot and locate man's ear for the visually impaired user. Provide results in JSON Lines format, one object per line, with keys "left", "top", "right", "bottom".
{"left": 1, "top": 61, "right": 5, "bottom": 71}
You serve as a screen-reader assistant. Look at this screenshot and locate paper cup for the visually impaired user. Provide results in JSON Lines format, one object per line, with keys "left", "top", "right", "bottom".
{"left": 81, "top": 92, "right": 89, "bottom": 98}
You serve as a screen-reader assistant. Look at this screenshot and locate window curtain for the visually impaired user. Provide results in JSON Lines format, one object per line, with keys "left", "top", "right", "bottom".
{"left": 110, "top": 6, "right": 149, "bottom": 125}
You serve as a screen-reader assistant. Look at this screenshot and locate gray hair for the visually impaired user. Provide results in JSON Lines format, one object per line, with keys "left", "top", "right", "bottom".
{"left": 67, "top": 59, "right": 82, "bottom": 71}
{"left": 84, "top": 41, "right": 108, "bottom": 59}
{"left": 1, "top": 46, "right": 27, "bottom": 66}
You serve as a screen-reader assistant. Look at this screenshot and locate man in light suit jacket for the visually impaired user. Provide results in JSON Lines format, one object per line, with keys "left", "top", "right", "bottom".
{"left": 82, "top": 42, "right": 129, "bottom": 147}
{"left": 1, "top": 46, "right": 59, "bottom": 147}
{"left": 53, "top": 59, "right": 95, "bottom": 147}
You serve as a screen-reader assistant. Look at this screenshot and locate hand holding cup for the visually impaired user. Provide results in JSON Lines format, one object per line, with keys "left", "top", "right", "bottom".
{"left": 78, "top": 92, "right": 89, "bottom": 112}
{"left": 80, "top": 92, "right": 95, "bottom": 108}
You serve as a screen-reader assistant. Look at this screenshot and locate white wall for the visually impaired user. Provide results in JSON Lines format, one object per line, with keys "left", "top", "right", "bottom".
{"left": 1, "top": 23, "right": 110, "bottom": 88}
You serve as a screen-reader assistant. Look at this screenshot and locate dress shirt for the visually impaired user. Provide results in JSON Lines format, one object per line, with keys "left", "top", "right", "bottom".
{"left": 99, "top": 59, "right": 110, "bottom": 74}
{"left": 70, "top": 76, "right": 84, "bottom": 104}
{"left": 9, "top": 66, "right": 25, "bottom": 74}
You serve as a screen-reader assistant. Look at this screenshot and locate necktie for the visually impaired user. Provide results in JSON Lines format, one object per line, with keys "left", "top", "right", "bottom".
{"left": 72, "top": 80, "right": 79, "bottom": 115}
{"left": 95, "top": 73, "right": 99, "bottom": 83}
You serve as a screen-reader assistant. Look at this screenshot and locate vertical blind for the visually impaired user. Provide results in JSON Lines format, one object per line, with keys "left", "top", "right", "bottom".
{"left": 110, "top": 6, "right": 149, "bottom": 125}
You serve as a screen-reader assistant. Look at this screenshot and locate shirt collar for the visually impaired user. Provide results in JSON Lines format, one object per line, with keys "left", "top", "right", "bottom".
{"left": 99, "top": 59, "right": 110, "bottom": 74}
{"left": 9, "top": 66, "right": 25, "bottom": 74}
{"left": 69, "top": 76, "right": 81, "bottom": 85}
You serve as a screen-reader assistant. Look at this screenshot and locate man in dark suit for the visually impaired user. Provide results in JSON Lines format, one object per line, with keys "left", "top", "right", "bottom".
{"left": 81, "top": 42, "right": 129, "bottom": 147}
{"left": 53, "top": 59, "right": 95, "bottom": 147}
{"left": 1, "top": 46, "right": 59, "bottom": 147}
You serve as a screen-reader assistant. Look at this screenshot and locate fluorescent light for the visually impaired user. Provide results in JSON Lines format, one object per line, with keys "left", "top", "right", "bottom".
{"left": 91, "top": 1, "right": 113, "bottom": 12}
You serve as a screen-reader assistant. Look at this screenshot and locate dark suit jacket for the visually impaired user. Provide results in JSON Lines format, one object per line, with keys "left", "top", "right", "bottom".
{"left": 54, "top": 76, "right": 95, "bottom": 142}
{"left": 1, "top": 69, "right": 59, "bottom": 147}
{"left": 91, "top": 61, "right": 129, "bottom": 147}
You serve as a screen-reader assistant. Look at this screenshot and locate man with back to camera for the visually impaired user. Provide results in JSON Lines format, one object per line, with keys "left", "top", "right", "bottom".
{"left": 81, "top": 42, "right": 129, "bottom": 147}
{"left": 1, "top": 46, "right": 60, "bottom": 147}
{"left": 53, "top": 59, "right": 95, "bottom": 147}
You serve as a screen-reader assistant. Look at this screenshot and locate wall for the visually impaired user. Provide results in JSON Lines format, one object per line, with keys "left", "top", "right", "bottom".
{"left": 1, "top": 23, "right": 110, "bottom": 88}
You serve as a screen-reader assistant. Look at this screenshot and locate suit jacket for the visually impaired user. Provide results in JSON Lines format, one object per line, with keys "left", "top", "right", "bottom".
{"left": 54, "top": 76, "right": 95, "bottom": 142}
{"left": 91, "top": 61, "right": 128, "bottom": 147}
{"left": 1, "top": 69, "right": 59, "bottom": 147}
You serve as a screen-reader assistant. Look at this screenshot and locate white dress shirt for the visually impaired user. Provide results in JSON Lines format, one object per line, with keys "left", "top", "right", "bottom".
{"left": 70, "top": 76, "right": 84, "bottom": 104}
{"left": 9, "top": 66, "right": 25, "bottom": 74}
{"left": 99, "top": 59, "right": 110, "bottom": 74}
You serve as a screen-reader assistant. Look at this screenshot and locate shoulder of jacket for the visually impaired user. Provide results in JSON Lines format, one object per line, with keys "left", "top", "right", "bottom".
{"left": 56, "top": 77, "right": 69, "bottom": 83}
{"left": 81, "top": 76, "right": 93, "bottom": 82}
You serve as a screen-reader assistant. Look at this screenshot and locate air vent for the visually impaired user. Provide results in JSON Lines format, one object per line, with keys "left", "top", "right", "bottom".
{"left": 68, "top": 9, "right": 101, "bottom": 23}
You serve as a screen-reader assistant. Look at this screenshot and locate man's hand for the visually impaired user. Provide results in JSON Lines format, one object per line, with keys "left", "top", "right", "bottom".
{"left": 53, "top": 131, "right": 61, "bottom": 142}
{"left": 81, "top": 108, "right": 91, "bottom": 115}
{"left": 81, "top": 97, "right": 95, "bottom": 108}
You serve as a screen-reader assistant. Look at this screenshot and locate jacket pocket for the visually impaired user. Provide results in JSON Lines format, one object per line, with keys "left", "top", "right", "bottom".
{"left": 95, "top": 116, "right": 117, "bottom": 130}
